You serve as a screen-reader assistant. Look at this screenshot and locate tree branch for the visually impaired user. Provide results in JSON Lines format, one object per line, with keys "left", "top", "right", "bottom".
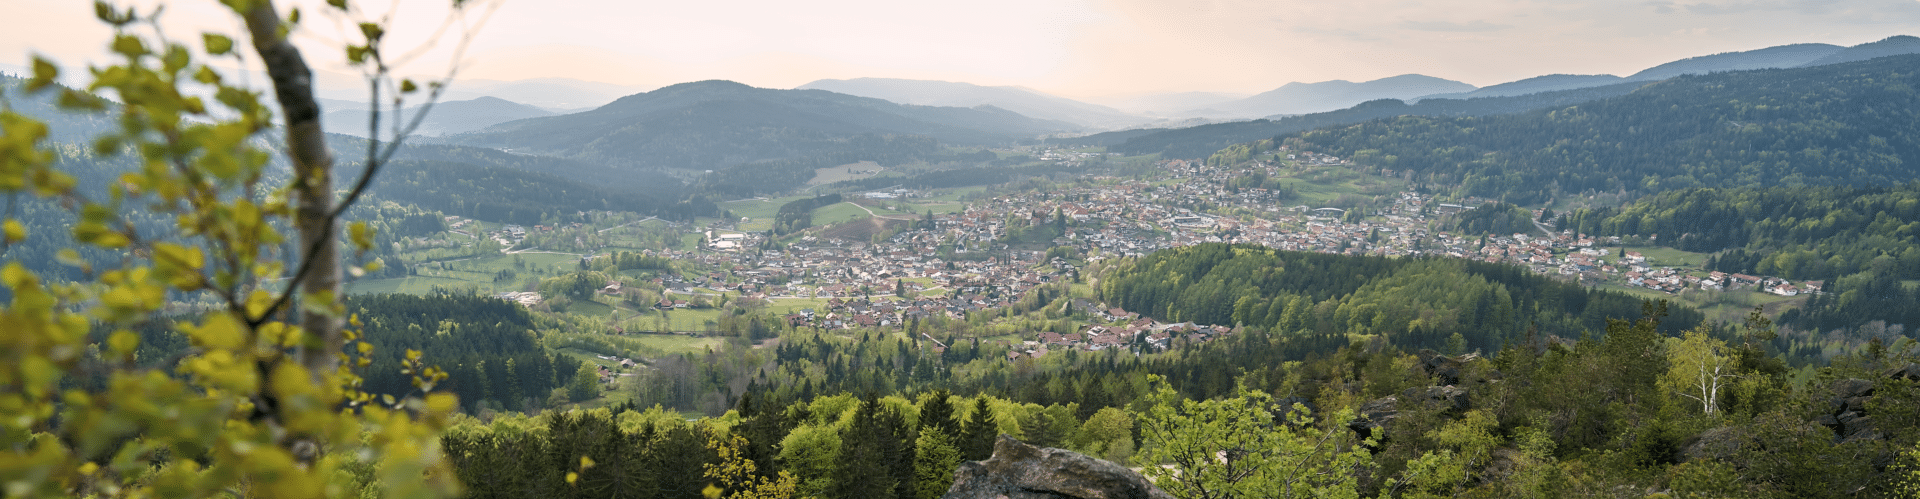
{"left": 241, "top": 0, "right": 341, "bottom": 376}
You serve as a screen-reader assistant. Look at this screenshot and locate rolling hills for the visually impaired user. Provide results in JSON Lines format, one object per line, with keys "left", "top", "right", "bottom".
{"left": 454, "top": 80, "right": 1075, "bottom": 170}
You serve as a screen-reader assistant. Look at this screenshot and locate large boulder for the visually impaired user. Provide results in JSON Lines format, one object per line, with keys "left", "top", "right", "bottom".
{"left": 1348, "top": 395, "right": 1400, "bottom": 442}
{"left": 1403, "top": 385, "right": 1472, "bottom": 414}
{"left": 943, "top": 435, "right": 1173, "bottom": 499}
{"left": 1415, "top": 350, "right": 1470, "bottom": 385}
{"left": 1821, "top": 378, "right": 1883, "bottom": 444}
{"left": 1885, "top": 363, "right": 1920, "bottom": 382}
{"left": 1677, "top": 426, "right": 1745, "bottom": 463}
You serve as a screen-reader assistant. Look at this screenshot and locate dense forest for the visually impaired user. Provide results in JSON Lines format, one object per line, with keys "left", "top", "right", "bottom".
{"left": 441, "top": 299, "right": 1920, "bottom": 498}
{"left": 1227, "top": 54, "right": 1920, "bottom": 205}
{"left": 1558, "top": 183, "right": 1920, "bottom": 280}
{"left": 1095, "top": 81, "right": 1648, "bottom": 158}
{"left": 1098, "top": 244, "right": 1703, "bottom": 353}
{"left": 345, "top": 293, "right": 583, "bottom": 414}
{"left": 692, "top": 134, "right": 943, "bottom": 198}
{"left": 1550, "top": 183, "right": 1920, "bottom": 336}
{"left": 368, "top": 160, "right": 688, "bottom": 225}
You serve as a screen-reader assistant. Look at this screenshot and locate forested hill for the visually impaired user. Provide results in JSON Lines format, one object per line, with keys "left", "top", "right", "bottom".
{"left": 0, "top": 73, "right": 118, "bottom": 143}
{"left": 1555, "top": 183, "right": 1920, "bottom": 335}
{"left": 1559, "top": 183, "right": 1920, "bottom": 276}
{"left": 326, "top": 136, "right": 725, "bottom": 222}
{"left": 1094, "top": 81, "right": 1647, "bottom": 158}
{"left": 1097, "top": 243, "right": 1703, "bottom": 353}
{"left": 1248, "top": 54, "right": 1920, "bottom": 205}
{"left": 452, "top": 80, "right": 1074, "bottom": 169}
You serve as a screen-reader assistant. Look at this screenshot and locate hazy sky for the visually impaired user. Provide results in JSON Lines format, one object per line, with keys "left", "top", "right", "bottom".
{"left": 4, "top": 0, "right": 1918, "bottom": 101}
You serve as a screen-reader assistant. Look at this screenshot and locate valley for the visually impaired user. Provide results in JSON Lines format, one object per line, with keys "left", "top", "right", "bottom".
{"left": 8, "top": 15, "right": 1920, "bottom": 499}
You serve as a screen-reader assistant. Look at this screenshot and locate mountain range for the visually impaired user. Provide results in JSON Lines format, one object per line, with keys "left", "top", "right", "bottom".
{"left": 322, "top": 96, "right": 556, "bottom": 137}
{"left": 799, "top": 36, "right": 1920, "bottom": 125}
{"left": 1200, "top": 74, "right": 1478, "bottom": 118}
{"left": 452, "top": 80, "right": 1075, "bottom": 169}
{"left": 796, "top": 78, "right": 1146, "bottom": 129}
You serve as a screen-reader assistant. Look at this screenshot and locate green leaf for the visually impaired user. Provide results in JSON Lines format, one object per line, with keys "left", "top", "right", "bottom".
{"left": 202, "top": 33, "right": 234, "bottom": 56}
{"left": 2, "top": 218, "right": 25, "bottom": 244}
{"left": 358, "top": 22, "right": 384, "bottom": 42}
{"left": 348, "top": 221, "right": 376, "bottom": 251}
{"left": 28, "top": 57, "right": 58, "bottom": 92}
{"left": 111, "top": 35, "right": 147, "bottom": 57}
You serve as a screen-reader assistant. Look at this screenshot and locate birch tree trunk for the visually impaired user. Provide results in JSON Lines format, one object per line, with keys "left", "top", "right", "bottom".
{"left": 243, "top": 1, "right": 343, "bottom": 375}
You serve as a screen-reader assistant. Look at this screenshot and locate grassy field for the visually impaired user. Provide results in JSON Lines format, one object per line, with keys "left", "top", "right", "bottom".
{"left": 1270, "top": 164, "right": 1407, "bottom": 207}
{"left": 347, "top": 275, "right": 484, "bottom": 295}
{"left": 806, "top": 161, "right": 885, "bottom": 185}
{"left": 1618, "top": 246, "right": 1711, "bottom": 267}
{"left": 813, "top": 202, "right": 877, "bottom": 226}
{"left": 923, "top": 186, "right": 989, "bottom": 203}
{"left": 349, "top": 252, "right": 583, "bottom": 295}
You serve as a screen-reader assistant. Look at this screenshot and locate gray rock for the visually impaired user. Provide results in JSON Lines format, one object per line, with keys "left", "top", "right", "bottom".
{"left": 1885, "top": 363, "right": 1920, "bottom": 382}
{"left": 1832, "top": 378, "right": 1875, "bottom": 399}
{"left": 943, "top": 435, "right": 1173, "bottom": 499}
{"left": 1677, "top": 426, "right": 1744, "bottom": 463}
{"left": 1403, "top": 385, "right": 1472, "bottom": 414}
{"left": 1348, "top": 395, "right": 1400, "bottom": 442}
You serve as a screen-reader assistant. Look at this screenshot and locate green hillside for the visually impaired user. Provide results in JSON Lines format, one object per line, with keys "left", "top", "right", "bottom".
{"left": 1228, "top": 54, "right": 1920, "bottom": 205}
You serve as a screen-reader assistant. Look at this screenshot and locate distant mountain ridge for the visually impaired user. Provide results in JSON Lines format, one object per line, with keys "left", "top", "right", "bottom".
{"left": 1200, "top": 74, "right": 1477, "bottom": 118}
{"left": 1799, "top": 35, "right": 1920, "bottom": 67}
{"left": 454, "top": 80, "right": 1074, "bottom": 169}
{"left": 796, "top": 78, "right": 1146, "bottom": 129}
{"left": 1626, "top": 43, "right": 1843, "bottom": 81}
{"left": 437, "top": 77, "right": 653, "bottom": 111}
{"left": 323, "top": 96, "right": 555, "bottom": 137}
{"left": 1414, "top": 74, "right": 1625, "bottom": 101}
{"left": 1101, "top": 91, "right": 1249, "bottom": 116}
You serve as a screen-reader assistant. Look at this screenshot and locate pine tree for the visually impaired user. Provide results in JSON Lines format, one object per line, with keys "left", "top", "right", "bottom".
{"left": 960, "top": 397, "right": 1001, "bottom": 460}
{"left": 919, "top": 389, "right": 958, "bottom": 435}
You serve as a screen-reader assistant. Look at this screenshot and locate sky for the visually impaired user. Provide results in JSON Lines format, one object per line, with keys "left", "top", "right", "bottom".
{"left": 3, "top": 0, "right": 1919, "bottom": 102}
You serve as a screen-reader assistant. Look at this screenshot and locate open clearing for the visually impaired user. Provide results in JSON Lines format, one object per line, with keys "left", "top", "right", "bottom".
{"left": 807, "top": 161, "right": 885, "bottom": 185}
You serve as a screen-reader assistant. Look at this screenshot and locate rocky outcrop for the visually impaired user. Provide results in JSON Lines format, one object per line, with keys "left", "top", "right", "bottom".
{"left": 943, "top": 435, "right": 1173, "bottom": 499}
{"left": 1817, "top": 378, "right": 1883, "bottom": 444}
{"left": 1415, "top": 350, "right": 1474, "bottom": 385}
{"left": 1886, "top": 362, "right": 1920, "bottom": 382}
{"left": 1347, "top": 385, "right": 1473, "bottom": 444}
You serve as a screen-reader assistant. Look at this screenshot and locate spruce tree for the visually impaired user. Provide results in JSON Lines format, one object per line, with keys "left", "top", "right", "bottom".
{"left": 961, "top": 397, "right": 1001, "bottom": 460}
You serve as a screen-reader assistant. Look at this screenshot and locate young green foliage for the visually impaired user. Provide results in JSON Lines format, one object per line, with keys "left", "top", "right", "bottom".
{"left": 1134, "top": 375, "right": 1373, "bottom": 499}
{"left": 0, "top": 1, "right": 474, "bottom": 497}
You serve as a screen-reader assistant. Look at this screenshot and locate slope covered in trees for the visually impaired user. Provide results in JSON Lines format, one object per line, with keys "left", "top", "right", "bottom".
{"left": 1251, "top": 54, "right": 1920, "bottom": 204}
{"left": 1560, "top": 183, "right": 1920, "bottom": 280}
{"left": 346, "top": 293, "right": 579, "bottom": 414}
{"left": 1553, "top": 184, "right": 1920, "bottom": 334}
{"left": 368, "top": 160, "right": 706, "bottom": 225}
{"left": 1098, "top": 243, "right": 1703, "bottom": 353}
{"left": 1096, "top": 81, "right": 1648, "bottom": 158}
{"left": 455, "top": 80, "right": 1070, "bottom": 169}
